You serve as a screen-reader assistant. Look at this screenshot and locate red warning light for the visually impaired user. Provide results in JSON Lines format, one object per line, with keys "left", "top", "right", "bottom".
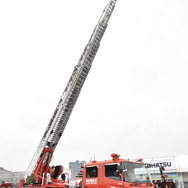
{"left": 111, "top": 153, "right": 120, "bottom": 159}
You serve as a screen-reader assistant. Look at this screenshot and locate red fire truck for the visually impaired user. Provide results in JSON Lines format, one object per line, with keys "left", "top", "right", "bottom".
{"left": 13, "top": 0, "right": 154, "bottom": 187}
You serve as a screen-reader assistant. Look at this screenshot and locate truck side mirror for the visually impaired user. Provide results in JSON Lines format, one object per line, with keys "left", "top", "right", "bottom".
{"left": 117, "top": 165, "right": 122, "bottom": 174}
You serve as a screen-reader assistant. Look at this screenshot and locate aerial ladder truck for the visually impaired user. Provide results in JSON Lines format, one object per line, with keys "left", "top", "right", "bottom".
{"left": 19, "top": 0, "right": 155, "bottom": 188}
{"left": 21, "top": 0, "right": 117, "bottom": 187}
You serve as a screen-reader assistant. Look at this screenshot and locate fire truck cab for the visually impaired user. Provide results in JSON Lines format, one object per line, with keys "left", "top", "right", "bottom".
{"left": 82, "top": 154, "right": 154, "bottom": 188}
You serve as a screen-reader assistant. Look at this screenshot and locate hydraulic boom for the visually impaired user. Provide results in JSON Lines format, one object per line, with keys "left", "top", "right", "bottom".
{"left": 25, "top": 0, "right": 117, "bottom": 185}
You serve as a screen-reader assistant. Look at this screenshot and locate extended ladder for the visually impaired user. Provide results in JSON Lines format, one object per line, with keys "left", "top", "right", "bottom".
{"left": 26, "top": 0, "right": 117, "bottom": 177}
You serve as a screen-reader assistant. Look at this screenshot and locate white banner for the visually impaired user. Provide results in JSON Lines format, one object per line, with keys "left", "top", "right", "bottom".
{"left": 144, "top": 159, "right": 176, "bottom": 170}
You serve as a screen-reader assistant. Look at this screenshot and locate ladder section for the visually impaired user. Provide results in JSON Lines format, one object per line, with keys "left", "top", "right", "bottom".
{"left": 26, "top": 0, "right": 117, "bottom": 177}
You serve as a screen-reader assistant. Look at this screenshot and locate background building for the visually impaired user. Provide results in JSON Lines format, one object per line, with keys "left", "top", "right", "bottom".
{"left": 144, "top": 155, "right": 188, "bottom": 188}
{"left": 68, "top": 160, "right": 84, "bottom": 180}
{"left": 0, "top": 167, "right": 25, "bottom": 187}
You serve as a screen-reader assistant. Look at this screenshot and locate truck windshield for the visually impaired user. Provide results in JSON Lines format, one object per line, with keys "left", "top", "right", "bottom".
{"left": 121, "top": 162, "right": 151, "bottom": 183}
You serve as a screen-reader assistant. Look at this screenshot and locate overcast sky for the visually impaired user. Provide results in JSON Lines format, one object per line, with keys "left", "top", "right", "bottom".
{"left": 0, "top": 0, "right": 188, "bottom": 172}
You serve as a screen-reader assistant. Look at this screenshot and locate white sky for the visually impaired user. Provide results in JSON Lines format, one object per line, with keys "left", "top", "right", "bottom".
{"left": 0, "top": 0, "right": 188, "bottom": 172}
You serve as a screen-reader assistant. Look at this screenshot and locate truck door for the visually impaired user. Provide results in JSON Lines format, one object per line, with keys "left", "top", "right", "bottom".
{"left": 85, "top": 166, "right": 98, "bottom": 188}
{"left": 103, "top": 164, "right": 124, "bottom": 188}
